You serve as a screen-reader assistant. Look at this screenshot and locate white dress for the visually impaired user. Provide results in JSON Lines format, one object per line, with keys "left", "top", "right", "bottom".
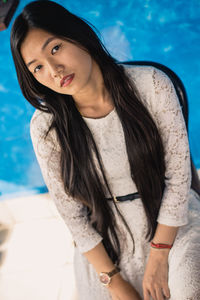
{"left": 30, "top": 65, "right": 200, "bottom": 300}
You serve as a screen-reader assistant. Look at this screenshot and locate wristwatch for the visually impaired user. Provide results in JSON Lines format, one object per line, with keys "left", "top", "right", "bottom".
{"left": 99, "top": 266, "right": 120, "bottom": 286}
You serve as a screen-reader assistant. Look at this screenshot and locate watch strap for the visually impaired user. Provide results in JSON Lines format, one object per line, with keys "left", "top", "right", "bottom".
{"left": 107, "top": 266, "right": 120, "bottom": 277}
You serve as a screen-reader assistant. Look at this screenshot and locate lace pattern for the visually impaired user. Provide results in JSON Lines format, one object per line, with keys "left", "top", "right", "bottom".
{"left": 30, "top": 65, "right": 200, "bottom": 299}
{"left": 30, "top": 65, "right": 191, "bottom": 248}
{"left": 126, "top": 66, "right": 192, "bottom": 225}
{"left": 30, "top": 111, "right": 103, "bottom": 254}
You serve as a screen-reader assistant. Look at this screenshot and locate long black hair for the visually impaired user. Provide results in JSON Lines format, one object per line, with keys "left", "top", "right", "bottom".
{"left": 10, "top": 0, "right": 166, "bottom": 265}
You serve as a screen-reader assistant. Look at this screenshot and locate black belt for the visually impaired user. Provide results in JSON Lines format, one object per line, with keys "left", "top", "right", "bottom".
{"left": 106, "top": 192, "right": 140, "bottom": 203}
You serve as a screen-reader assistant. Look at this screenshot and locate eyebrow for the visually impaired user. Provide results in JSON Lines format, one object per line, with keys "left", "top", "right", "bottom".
{"left": 26, "top": 36, "right": 58, "bottom": 68}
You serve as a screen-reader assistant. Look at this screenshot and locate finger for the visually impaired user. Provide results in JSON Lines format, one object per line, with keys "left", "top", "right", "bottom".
{"left": 155, "top": 287, "right": 165, "bottom": 300}
{"left": 149, "top": 288, "right": 157, "bottom": 300}
{"left": 143, "top": 288, "right": 151, "bottom": 300}
{"left": 162, "top": 284, "right": 171, "bottom": 299}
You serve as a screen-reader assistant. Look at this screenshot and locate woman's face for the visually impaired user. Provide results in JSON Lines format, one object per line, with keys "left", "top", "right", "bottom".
{"left": 20, "top": 28, "right": 93, "bottom": 95}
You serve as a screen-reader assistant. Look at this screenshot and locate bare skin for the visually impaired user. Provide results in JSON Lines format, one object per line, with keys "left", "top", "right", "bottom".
{"left": 108, "top": 274, "right": 142, "bottom": 300}
{"left": 142, "top": 223, "right": 178, "bottom": 300}
{"left": 84, "top": 242, "right": 142, "bottom": 300}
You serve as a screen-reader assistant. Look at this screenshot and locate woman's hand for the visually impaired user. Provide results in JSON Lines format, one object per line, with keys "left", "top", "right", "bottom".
{"left": 108, "top": 273, "right": 142, "bottom": 300}
{"left": 142, "top": 248, "right": 171, "bottom": 300}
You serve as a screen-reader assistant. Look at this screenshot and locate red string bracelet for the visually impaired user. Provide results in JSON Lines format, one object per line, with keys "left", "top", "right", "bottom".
{"left": 150, "top": 241, "right": 173, "bottom": 249}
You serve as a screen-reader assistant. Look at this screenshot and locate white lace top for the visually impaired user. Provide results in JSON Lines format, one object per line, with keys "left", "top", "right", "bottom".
{"left": 30, "top": 65, "right": 191, "bottom": 253}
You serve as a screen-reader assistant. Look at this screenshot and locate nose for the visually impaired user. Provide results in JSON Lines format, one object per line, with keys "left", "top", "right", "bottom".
{"left": 47, "top": 60, "right": 64, "bottom": 78}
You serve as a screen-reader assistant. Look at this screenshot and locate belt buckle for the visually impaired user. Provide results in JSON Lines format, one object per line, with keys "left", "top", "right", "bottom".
{"left": 113, "top": 195, "right": 119, "bottom": 203}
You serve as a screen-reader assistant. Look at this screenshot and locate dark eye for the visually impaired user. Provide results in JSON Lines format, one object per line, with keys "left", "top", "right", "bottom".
{"left": 51, "top": 44, "right": 61, "bottom": 55}
{"left": 34, "top": 65, "right": 42, "bottom": 73}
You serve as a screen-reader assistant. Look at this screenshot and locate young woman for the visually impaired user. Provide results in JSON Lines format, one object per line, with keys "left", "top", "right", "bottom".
{"left": 10, "top": 1, "right": 200, "bottom": 299}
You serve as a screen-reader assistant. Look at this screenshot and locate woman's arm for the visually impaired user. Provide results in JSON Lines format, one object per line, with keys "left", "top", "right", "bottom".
{"left": 143, "top": 224, "right": 179, "bottom": 300}
{"left": 84, "top": 241, "right": 142, "bottom": 300}
{"left": 142, "top": 67, "right": 192, "bottom": 300}
{"left": 152, "top": 223, "right": 179, "bottom": 245}
{"left": 30, "top": 110, "right": 103, "bottom": 253}
{"left": 152, "top": 68, "right": 192, "bottom": 227}
{"left": 83, "top": 223, "right": 179, "bottom": 278}
{"left": 84, "top": 241, "right": 116, "bottom": 274}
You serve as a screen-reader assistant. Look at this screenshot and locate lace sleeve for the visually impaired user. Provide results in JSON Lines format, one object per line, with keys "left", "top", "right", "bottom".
{"left": 150, "top": 67, "right": 192, "bottom": 226}
{"left": 30, "top": 110, "right": 103, "bottom": 253}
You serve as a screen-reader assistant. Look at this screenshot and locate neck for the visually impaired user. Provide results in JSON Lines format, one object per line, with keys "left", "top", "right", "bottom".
{"left": 72, "top": 60, "right": 113, "bottom": 112}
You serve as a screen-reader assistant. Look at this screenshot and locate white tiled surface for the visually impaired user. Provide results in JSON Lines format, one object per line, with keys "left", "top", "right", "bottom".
{"left": 0, "top": 193, "right": 78, "bottom": 300}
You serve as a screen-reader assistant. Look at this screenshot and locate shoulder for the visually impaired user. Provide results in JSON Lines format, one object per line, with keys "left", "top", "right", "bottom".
{"left": 122, "top": 64, "right": 157, "bottom": 110}
{"left": 30, "top": 109, "right": 53, "bottom": 136}
{"left": 122, "top": 64, "right": 171, "bottom": 90}
{"left": 123, "top": 64, "right": 155, "bottom": 79}
{"left": 30, "top": 109, "right": 60, "bottom": 151}
{"left": 30, "top": 109, "right": 53, "bottom": 138}
{"left": 122, "top": 64, "right": 176, "bottom": 110}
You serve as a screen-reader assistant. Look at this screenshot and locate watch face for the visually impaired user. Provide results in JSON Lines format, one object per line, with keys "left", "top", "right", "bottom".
{"left": 99, "top": 273, "right": 111, "bottom": 285}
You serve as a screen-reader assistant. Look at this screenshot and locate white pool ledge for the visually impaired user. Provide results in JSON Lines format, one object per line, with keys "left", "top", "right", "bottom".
{"left": 0, "top": 193, "right": 78, "bottom": 300}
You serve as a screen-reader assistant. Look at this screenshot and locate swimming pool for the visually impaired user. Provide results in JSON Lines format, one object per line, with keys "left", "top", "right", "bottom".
{"left": 1, "top": 0, "right": 200, "bottom": 200}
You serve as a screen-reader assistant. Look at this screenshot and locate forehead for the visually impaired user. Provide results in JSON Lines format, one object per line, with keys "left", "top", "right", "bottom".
{"left": 20, "top": 28, "right": 57, "bottom": 63}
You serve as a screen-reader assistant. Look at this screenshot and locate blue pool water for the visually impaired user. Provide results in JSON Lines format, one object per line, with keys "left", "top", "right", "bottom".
{"left": 0, "top": 0, "right": 200, "bottom": 200}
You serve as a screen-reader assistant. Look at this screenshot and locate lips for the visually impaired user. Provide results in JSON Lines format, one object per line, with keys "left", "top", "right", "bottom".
{"left": 60, "top": 73, "right": 74, "bottom": 87}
